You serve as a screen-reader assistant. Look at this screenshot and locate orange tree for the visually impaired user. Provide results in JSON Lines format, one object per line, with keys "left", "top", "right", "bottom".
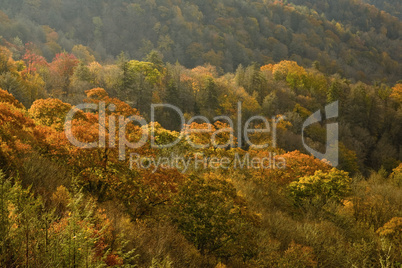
{"left": 251, "top": 150, "right": 332, "bottom": 186}
{"left": 29, "top": 88, "right": 152, "bottom": 200}
{"left": 390, "top": 83, "right": 402, "bottom": 106}
{"left": 0, "top": 89, "right": 40, "bottom": 169}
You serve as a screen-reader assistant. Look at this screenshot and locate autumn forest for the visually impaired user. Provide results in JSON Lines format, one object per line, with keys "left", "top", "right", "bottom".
{"left": 0, "top": 0, "right": 401, "bottom": 267}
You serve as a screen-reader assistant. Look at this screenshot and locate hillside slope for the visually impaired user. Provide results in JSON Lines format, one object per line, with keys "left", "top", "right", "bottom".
{"left": 0, "top": 0, "right": 400, "bottom": 83}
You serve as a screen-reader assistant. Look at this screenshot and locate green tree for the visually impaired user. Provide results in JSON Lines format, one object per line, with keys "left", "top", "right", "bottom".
{"left": 204, "top": 77, "right": 219, "bottom": 115}
{"left": 327, "top": 81, "right": 342, "bottom": 103}
{"left": 145, "top": 50, "right": 165, "bottom": 73}
{"left": 0, "top": 170, "right": 12, "bottom": 267}
{"left": 172, "top": 173, "right": 258, "bottom": 260}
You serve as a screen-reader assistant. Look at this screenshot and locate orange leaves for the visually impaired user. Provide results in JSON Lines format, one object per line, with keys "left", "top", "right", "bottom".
{"left": 183, "top": 121, "right": 236, "bottom": 150}
{"left": 391, "top": 163, "right": 402, "bottom": 176}
{"left": 0, "top": 89, "right": 77, "bottom": 167}
{"left": 183, "top": 122, "right": 214, "bottom": 148}
{"left": 86, "top": 87, "right": 109, "bottom": 99}
{"left": 0, "top": 88, "right": 25, "bottom": 109}
{"left": 251, "top": 150, "right": 331, "bottom": 185}
{"left": 390, "top": 83, "right": 402, "bottom": 105}
{"left": 281, "top": 150, "right": 331, "bottom": 177}
{"left": 68, "top": 116, "right": 99, "bottom": 145}
{"left": 33, "top": 124, "right": 67, "bottom": 154}
{"left": 0, "top": 102, "right": 36, "bottom": 164}
{"left": 190, "top": 65, "right": 217, "bottom": 78}
{"left": 377, "top": 217, "right": 402, "bottom": 238}
{"left": 27, "top": 97, "right": 101, "bottom": 167}
{"left": 260, "top": 64, "right": 274, "bottom": 73}
{"left": 27, "top": 89, "right": 143, "bottom": 171}
{"left": 0, "top": 103, "right": 34, "bottom": 129}
{"left": 85, "top": 87, "right": 139, "bottom": 117}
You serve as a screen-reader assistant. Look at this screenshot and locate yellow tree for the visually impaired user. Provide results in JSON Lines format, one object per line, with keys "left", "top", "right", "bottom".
{"left": 272, "top": 60, "right": 307, "bottom": 90}
{"left": 288, "top": 168, "right": 352, "bottom": 207}
{"left": 29, "top": 98, "right": 74, "bottom": 131}
{"left": 377, "top": 217, "right": 402, "bottom": 263}
{"left": 171, "top": 173, "right": 259, "bottom": 260}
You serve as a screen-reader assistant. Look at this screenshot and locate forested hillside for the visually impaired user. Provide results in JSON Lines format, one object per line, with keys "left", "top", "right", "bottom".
{"left": 363, "top": 0, "right": 401, "bottom": 19}
{"left": 0, "top": 0, "right": 401, "bottom": 267}
{"left": 0, "top": 41, "right": 401, "bottom": 266}
{"left": 0, "top": 0, "right": 401, "bottom": 83}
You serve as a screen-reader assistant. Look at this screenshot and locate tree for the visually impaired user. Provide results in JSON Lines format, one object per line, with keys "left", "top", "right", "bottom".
{"left": 29, "top": 98, "right": 73, "bottom": 131}
{"left": 48, "top": 53, "right": 79, "bottom": 95}
{"left": 288, "top": 168, "right": 352, "bottom": 207}
{"left": 278, "top": 241, "right": 317, "bottom": 268}
{"left": 0, "top": 170, "right": 12, "bottom": 267}
{"left": 390, "top": 163, "right": 402, "bottom": 186}
{"left": 327, "top": 80, "right": 343, "bottom": 103}
{"left": 0, "top": 71, "right": 32, "bottom": 108}
{"left": 376, "top": 217, "right": 402, "bottom": 264}
{"left": 172, "top": 173, "right": 258, "bottom": 260}
{"left": 118, "top": 59, "right": 161, "bottom": 113}
{"left": 0, "top": 47, "right": 13, "bottom": 75}
{"left": 8, "top": 179, "right": 44, "bottom": 267}
{"left": 272, "top": 60, "right": 307, "bottom": 91}
{"left": 22, "top": 44, "right": 48, "bottom": 76}
{"left": 71, "top": 45, "right": 95, "bottom": 64}
{"left": 144, "top": 50, "right": 165, "bottom": 73}
{"left": 390, "top": 83, "right": 402, "bottom": 106}
{"left": 204, "top": 77, "right": 219, "bottom": 115}
{"left": 0, "top": 99, "right": 38, "bottom": 167}
{"left": 252, "top": 150, "right": 332, "bottom": 185}
{"left": 110, "top": 168, "right": 185, "bottom": 219}
{"left": 338, "top": 143, "right": 359, "bottom": 175}
{"left": 46, "top": 189, "right": 121, "bottom": 267}
{"left": 0, "top": 87, "right": 25, "bottom": 109}
{"left": 117, "top": 52, "right": 133, "bottom": 101}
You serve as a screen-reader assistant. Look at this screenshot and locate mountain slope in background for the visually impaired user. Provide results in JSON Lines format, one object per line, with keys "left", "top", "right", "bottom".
{"left": 362, "top": 0, "right": 401, "bottom": 19}
{"left": 0, "top": 0, "right": 400, "bottom": 84}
